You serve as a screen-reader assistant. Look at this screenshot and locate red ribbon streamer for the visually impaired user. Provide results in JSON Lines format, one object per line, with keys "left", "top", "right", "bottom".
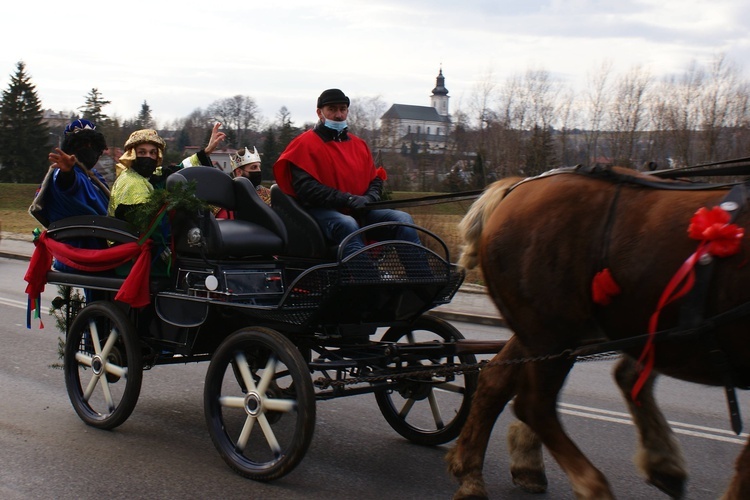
{"left": 630, "top": 206, "right": 744, "bottom": 402}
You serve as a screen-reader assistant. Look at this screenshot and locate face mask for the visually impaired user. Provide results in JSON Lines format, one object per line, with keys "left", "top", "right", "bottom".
{"left": 248, "top": 171, "right": 262, "bottom": 188}
{"left": 132, "top": 156, "right": 158, "bottom": 178}
{"left": 74, "top": 149, "right": 101, "bottom": 169}
{"left": 324, "top": 119, "right": 347, "bottom": 132}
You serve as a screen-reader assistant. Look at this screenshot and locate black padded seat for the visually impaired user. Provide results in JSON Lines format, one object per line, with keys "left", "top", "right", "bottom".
{"left": 270, "top": 184, "right": 329, "bottom": 259}
{"left": 167, "top": 167, "right": 287, "bottom": 258}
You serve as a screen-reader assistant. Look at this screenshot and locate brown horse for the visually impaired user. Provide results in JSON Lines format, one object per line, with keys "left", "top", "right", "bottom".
{"left": 446, "top": 167, "right": 750, "bottom": 499}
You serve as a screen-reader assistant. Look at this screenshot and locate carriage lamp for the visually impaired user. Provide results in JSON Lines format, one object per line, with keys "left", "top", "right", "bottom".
{"left": 187, "top": 227, "right": 202, "bottom": 247}
{"left": 205, "top": 275, "right": 219, "bottom": 291}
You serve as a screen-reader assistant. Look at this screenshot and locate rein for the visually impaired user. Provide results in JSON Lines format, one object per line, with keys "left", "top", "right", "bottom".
{"left": 361, "top": 157, "right": 750, "bottom": 211}
{"left": 364, "top": 189, "right": 484, "bottom": 210}
{"left": 650, "top": 156, "right": 750, "bottom": 179}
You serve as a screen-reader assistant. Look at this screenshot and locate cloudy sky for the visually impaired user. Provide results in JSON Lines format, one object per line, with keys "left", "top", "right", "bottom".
{"left": 3, "top": 0, "right": 749, "bottom": 128}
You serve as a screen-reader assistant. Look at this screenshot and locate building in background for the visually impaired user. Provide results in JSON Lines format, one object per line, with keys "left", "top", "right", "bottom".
{"left": 379, "top": 69, "right": 451, "bottom": 154}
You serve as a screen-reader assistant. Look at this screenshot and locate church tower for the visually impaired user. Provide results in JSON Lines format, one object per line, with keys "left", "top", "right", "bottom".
{"left": 430, "top": 68, "right": 450, "bottom": 117}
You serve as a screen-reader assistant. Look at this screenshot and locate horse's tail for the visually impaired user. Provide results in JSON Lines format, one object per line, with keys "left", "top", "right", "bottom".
{"left": 458, "top": 178, "right": 523, "bottom": 270}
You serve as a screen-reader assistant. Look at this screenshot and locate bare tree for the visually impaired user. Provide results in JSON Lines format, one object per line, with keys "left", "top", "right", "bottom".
{"left": 177, "top": 108, "right": 214, "bottom": 147}
{"left": 607, "top": 65, "right": 652, "bottom": 166}
{"left": 643, "top": 81, "right": 672, "bottom": 168}
{"left": 698, "top": 54, "right": 746, "bottom": 162}
{"left": 663, "top": 62, "right": 703, "bottom": 167}
{"left": 555, "top": 87, "right": 579, "bottom": 166}
{"left": 207, "top": 95, "right": 260, "bottom": 147}
{"left": 583, "top": 60, "right": 613, "bottom": 164}
{"left": 347, "top": 95, "right": 387, "bottom": 147}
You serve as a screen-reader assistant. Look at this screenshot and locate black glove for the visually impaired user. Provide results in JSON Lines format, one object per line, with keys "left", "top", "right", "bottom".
{"left": 365, "top": 177, "right": 383, "bottom": 203}
{"left": 347, "top": 195, "right": 369, "bottom": 211}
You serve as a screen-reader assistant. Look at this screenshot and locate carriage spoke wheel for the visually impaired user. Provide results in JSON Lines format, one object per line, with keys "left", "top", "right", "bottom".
{"left": 375, "top": 314, "right": 477, "bottom": 446}
{"left": 64, "top": 301, "right": 142, "bottom": 430}
{"left": 204, "top": 327, "right": 315, "bottom": 481}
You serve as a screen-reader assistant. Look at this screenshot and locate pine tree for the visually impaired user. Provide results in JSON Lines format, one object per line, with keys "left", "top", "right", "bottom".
{"left": 78, "top": 88, "right": 116, "bottom": 151}
{"left": 136, "top": 100, "right": 154, "bottom": 129}
{"left": 261, "top": 127, "right": 278, "bottom": 180}
{"left": 78, "top": 88, "right": 111, "bottom": 125}
{"left": 0, "top": 61, "right": 50, "bottom": 183}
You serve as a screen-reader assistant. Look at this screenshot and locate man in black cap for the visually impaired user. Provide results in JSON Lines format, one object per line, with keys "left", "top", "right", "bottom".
{"left": 274, "top": 88, "right": 421, "bottom": 258}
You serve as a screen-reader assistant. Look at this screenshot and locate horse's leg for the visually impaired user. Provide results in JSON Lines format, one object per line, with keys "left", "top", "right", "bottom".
{"left": 446, "top": 335, "right": 529, "bottom": 500}
{"left": 513, "top": 357, "right": 615, "bottom": 499}
{"left": 722, "top": 438, "right": 750, "bottom": 499}
{"left": 614, "top": 357, "right": 687, "bottom": 498}
{"left": 507, "top": 419, "right": 548, "bottom": 493}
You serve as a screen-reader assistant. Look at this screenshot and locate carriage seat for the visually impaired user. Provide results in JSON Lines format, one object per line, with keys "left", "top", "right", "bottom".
{"left": 167, "top": 167, "right": 287, "bottom": 259}
{"left": 270, "top": 184, "right": 330, "bottom": 259}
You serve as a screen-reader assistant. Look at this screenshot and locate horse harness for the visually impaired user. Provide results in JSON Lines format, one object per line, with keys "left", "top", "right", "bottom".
{"left": 567, "top": 165, "right": 750, "bottom": 434}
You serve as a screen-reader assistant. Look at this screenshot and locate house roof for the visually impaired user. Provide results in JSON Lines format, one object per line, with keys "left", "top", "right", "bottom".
{"left": 381, "top": 104, "right": 450, "bottom": 123}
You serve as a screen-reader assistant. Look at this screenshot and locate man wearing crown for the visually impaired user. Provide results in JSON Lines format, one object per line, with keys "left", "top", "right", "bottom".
{"left": 231, "top": 146, "right": 271, "bottom": 205}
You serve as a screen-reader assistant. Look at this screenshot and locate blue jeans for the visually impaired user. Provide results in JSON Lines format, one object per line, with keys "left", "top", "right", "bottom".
{"left": 307, "top": 208, "right": 421, "bottom": 258}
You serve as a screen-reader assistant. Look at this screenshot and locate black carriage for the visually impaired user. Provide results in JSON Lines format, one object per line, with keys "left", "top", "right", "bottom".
{"left": 43, "top": 166, "right": 475, "bottom": 481}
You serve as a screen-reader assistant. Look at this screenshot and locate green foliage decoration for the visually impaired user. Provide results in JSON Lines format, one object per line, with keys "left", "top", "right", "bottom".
{"left": 126, "top": 180, "right": 207, "bottom": 236}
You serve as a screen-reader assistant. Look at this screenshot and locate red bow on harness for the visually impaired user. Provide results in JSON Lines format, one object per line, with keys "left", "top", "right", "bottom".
{"left": 630, "top": 206, "right": 744, "bottom": 401}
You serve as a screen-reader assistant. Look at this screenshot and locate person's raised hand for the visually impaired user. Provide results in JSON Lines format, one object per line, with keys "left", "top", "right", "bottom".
{"left": 48, "top": 148, "right": 76, "bottom": 172}
{"left": 205, "top": 122, "right": 226, "bottom": 154}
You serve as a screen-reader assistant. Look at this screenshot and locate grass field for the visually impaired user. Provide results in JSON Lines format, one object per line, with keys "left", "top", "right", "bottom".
{"left": 0, "top": 183, "right": 39, "bottom": 236}
{"left": 0, "top": 183, "right": 482, "bottom": 283}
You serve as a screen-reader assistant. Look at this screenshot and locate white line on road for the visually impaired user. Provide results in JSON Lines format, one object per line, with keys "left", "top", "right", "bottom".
{"left": 0, "top": 297, "right": 27, "bottom": 309}
{"left": 560, "top": 402, "right": 748, "bottom": 445}
{"left": 2, "top": 293, "right": 746, "bottom": 446}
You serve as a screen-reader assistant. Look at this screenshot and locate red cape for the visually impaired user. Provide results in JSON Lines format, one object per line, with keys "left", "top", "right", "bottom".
{"left": 274, "top": 129, "right": 375, "bottom": 197}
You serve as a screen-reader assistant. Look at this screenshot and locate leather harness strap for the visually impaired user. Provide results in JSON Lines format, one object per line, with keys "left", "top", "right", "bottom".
{"left": 572, "top": 165, "right": 750, "bottom": 434}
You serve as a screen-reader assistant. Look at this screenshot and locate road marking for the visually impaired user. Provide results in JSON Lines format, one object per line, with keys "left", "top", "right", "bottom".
{"left": 560, "top": 402, "right": 748, "bottom": 445}
{"left": 3, "top": 295, "right": 746, "bottom": 446}
{"left": 0, "top": 297, "right": 27, "bottom": 309}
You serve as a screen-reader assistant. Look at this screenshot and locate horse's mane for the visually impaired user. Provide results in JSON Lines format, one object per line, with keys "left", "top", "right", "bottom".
{"left": 458, "top": 177, "right": 523, "bottom": 269}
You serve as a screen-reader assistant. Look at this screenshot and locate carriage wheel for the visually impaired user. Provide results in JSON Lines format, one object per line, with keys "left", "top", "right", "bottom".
{"left": 204, "top": 327, "right": 315, "bottom": 481}
{"left": 64, "top": 301, "right": 143, "bottom": 430}
{"left": 374, "top": 314, "right": 477, "bottom": 446}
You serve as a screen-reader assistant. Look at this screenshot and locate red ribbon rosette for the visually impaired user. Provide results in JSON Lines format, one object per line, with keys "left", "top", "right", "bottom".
{"left": 631, "top": 205, "right": 744, "bottom": 403}
{"left": 375, "top": 167, "right": 388, "bottom": 181}
{"left": 687, "top": 206, "right": 744, "bottom": 257}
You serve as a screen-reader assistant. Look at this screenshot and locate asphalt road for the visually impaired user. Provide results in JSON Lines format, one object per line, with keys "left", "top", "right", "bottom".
{"left": 1, "top": 256, "right": 748, "bottom": 499}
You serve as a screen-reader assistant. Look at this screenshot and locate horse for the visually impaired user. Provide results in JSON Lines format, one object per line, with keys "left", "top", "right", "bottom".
{"left": 446, "top": 166, "right": 750, "bottom": 499}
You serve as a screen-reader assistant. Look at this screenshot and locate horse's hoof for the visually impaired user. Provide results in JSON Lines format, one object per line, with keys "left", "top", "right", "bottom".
{"left": 648, "top": 472, "right": 686, "bottom": 499}
{"left": 511, "top": 468, "right": 548, "bottom": 494}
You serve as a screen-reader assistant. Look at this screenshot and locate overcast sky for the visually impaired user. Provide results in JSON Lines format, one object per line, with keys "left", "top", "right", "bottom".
{"left": 3, "top": 0, "right": 749, "bottom": 129}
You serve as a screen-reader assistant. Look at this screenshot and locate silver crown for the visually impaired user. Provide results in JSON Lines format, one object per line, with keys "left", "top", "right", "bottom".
{"left": 232, "top": 146, "right": 261, "bottom": 167}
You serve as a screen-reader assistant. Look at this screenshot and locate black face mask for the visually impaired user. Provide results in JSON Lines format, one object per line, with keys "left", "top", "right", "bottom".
{"left": 74, "top": 149, "right": 101, "bottom": 169}
{"left": 132, "top": 156, "right": 158, "bottom": 178}
{"left": 249, "top": 171, "right": 262, "bottom": 188}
